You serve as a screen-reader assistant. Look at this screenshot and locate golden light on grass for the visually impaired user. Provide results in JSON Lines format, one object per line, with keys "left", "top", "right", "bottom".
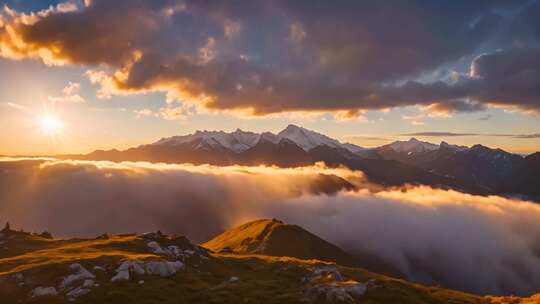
{"left": 39, "top": 114, "right": 63, "bottom": 135}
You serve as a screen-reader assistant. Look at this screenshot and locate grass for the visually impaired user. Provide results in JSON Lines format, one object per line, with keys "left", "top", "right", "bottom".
{"left": 1, "top": 229, "right": 539, "bottom": 303}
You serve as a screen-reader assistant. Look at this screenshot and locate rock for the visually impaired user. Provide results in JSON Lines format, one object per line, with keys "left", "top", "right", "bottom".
{"left": 167, "top": 245, "right": 182, "bottom": 257}
{"left": 366, "top": 279, "right": 382, "bottom": 289}
{"left": 38, "top": 231, "right": 53, "bottom": 239}
{"left": 147, "top": 241, "right": 168, "bottom": 255}
{"left": 93, "top": 266, "right": 106, "bottom": 272}
{"left": 60, "top": 264, "right": 95, "bottom": 289}
{"left": 229, "top": 276, "right": 240, "bottom": 283}
{"left": 311, "top": 265, "right": 343, "bottom": 281}
{"left": 342, "top": 281, "right": 367, "bottom": 298}
{"left": 138, "top": 280, "right": 144, "bottom": 285}
{"left": 145, "top": 261, "right": 184, "bottom": 277}
{"left": 82, "top": 279, "right": 94, "bottom": 288}
{"left": 302, "top": 265, "right": 366, "bottom": 303}
{"left": 132, "top": 263, "right": 146, "bottom": 275}
{"left": 66, "top": 286, "right": 90, "bottom": 298}
{"left": 111, "top": 270, "right": 130, "bottom": 282}
{"left": 95, "top": 233, "right": 109, "bottom": 240}
{"left": 30, "top": 286, "right": 58, "bottom": 298}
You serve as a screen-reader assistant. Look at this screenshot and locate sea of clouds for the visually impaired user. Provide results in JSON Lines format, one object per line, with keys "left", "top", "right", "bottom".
{"left": 1, "top": 157, "right": 540, "bottom": 296}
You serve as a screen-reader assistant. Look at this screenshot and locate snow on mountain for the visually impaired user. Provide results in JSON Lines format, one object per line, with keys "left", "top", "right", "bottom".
{"left": 387, "top": 138, "right": 439, "bottom": 154}
{"left": 440, "top": 141, "right": 469, "bottom": 152}
{"left": 153, "top": 129, "right": 261, "bottom": 153}
{"left": 152, "top": 124, "right": 364, "bottom": 153}
{"left": 277, "top": 124, "right": 356, "bottom": 152}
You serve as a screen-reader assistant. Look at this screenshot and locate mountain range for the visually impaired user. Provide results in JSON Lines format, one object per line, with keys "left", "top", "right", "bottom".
{"left": 65, "top": 125, "right": 540, "bottom": 202}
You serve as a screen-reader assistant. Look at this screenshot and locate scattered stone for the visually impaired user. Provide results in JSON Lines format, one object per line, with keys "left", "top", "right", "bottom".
{"left": 12, "top": 273, "right": 24, "bottom": 281}
{"left": 111, "top": 270, "right": 130, "bottom": 282}
{"left": 366, "top": 279, "right": 382, "bottom": 289}
{"left": 18, "top": 282, "right": 25, "bottom": 287}
{"left": 229, "top": 276, "right": 240, "bottom": 283}
{"left": 93, "top": 266, "right": 106, "bottom": 272}
{"left": 167, "top": 245, "right": 182, "bottom": 257}
{"left": 60, "top": 263, "right": 95, "bottom": 289}
{"left": 147, "top": 241, "right": 168, "bottom": 255}
{"left": 145, "top": 261, "right": 184, "bottom": 277}
{"left": 95, "top": 233, "right": 109, "bottom": 240}
{"left": 82, "top": 279, "right": 94, "bottom": 288}
{"left": 302, "top": 265, "right": 367, "bottom": 303}
{"left": 111, "top": 260, "right": 183, "bottom": 282}
{"left": 138, "top": 280, "right": 144, "bottom": 285}
{"left": 66, "top": 286, "right": 90, "bottom": 298}
{"left": 30, "top": 286, "right": 58, "bottom": 298}
{"left": 38, "top": 231, "right": 53, "bottom": 239}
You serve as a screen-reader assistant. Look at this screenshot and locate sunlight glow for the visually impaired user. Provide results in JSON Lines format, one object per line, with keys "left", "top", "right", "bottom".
{"left": 40, "top": 114, "right": 64, "bottom": 135}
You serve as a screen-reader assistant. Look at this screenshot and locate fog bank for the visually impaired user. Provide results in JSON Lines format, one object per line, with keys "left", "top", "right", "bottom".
{"left": 1, "top": 157, "right": 540, "bottom": 296}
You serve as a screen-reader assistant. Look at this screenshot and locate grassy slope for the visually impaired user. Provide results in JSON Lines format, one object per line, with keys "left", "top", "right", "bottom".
{"left": 0, "top": 228, "right": 538, "bottom": 303}
{"left": 202, "top": 219, "right": 358, "bottom": 265}
{"left": 202, "top": 218, "right": 402, "bottom": 276}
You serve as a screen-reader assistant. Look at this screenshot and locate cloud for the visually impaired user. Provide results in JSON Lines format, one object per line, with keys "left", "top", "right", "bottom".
{"left": 48, "top": 81, "right": 85, "bottom": 103}
{"left": 401, "top": 132, "right": 477, "bottom": 137}
{"left": 1, "top": 1, "right": 537, "bottom": 116}
{"left": 133, "top": 108, "right": 156, "bottom": 118}
{"left": 1, "top": 157, "right": 540, "bottom": 296}
{"left": 479, "top": 114, "right": 492, "bottom": 120}
{"left": 401, "top": 132, "right": 540, "bottom": 139}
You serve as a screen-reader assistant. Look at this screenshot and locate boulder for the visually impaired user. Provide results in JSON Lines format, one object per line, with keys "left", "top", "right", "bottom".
{"left": 30, "top": 286, "right": 58, "bottom": 298}
{"left": 66, "top": 286, "right": 90, "bottom": 298}
{"left": 145, "top": 261, "right": 184, "bottom": 277}
{"left": 82, "top": 279, "right": 94, "bottom": 288}
{"left": 111, "top": 270, "right": 130, "bottom": 282}
{"left": 147, "top": 241, "right": 168, "bottom": 255}
{"left": 60, "top": 264, "right": 95, "bottom": 289}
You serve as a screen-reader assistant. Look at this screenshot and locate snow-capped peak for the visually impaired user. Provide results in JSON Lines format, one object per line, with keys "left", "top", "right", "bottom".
{"left": 152, "top": 124, "right": 364, "bottom": 153}
{"left": 440, "top": 141, "right": 469, "bottom": 152}
{"left": 277, "top": 124, "right": 361, "bottom": 152}
{"left": 153, "top": 129, "right": 260, "bottom": 153}
{"left": 387, "top": 138, "right": 439, "bottom": 153}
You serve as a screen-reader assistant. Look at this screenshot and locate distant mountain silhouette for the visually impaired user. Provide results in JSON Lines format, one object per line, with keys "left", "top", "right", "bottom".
{"left": 60, "top": 125, "right": 540, "bottom": 201}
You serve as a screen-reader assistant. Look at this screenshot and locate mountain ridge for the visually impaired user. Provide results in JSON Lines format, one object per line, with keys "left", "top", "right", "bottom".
{"left": 58, "top": 125, "right": 539, "bottom": 202}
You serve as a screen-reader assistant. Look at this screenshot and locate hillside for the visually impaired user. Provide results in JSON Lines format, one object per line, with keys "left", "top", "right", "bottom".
{"left": 202, "top": 219, "right": 401, "bottom": 277}
{"left": 202, "top": 219, "right": 356, "bottom": 265}
{"left": 2, "top": 220, "right": 537, "bottom": 303}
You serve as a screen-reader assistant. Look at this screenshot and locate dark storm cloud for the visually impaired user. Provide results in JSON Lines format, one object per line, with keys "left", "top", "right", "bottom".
{"left": 1, "top": 0, "right": 539, "bottom": 115}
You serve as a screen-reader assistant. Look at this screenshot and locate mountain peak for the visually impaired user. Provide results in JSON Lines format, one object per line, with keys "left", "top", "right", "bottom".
{"left": 202, "top": 218, "right": 357, "bottom": 266}
{"left": 386, "top": 138, "right": 438, "bottom": 153}
{"left": 154, "top": 125, "right": 363, "bottom": 153}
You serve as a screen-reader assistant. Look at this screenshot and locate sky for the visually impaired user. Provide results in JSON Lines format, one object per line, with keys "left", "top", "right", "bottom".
{"left": 0, "top": 0, "right": 539, "bottom": 155}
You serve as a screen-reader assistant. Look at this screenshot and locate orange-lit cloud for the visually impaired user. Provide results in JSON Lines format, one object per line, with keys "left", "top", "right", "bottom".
{"left": 2, "top": 1, "right": 539, "bottom": 116}
{"left": 1, "top": 157, "right": 540, "bottom": 296}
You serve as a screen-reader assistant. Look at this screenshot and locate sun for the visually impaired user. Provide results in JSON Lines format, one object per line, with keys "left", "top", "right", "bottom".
{"left": 40, "top": 114, "right": 64, "bottom": 135}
